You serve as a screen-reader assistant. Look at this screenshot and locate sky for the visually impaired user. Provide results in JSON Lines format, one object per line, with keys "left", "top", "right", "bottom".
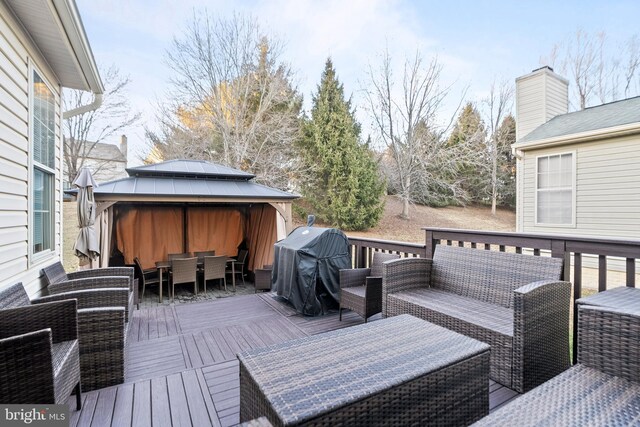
{"left": 76, "top": 0, "right": 640, "bottom": 165}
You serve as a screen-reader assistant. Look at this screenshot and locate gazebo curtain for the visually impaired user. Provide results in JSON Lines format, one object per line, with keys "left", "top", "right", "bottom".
{"left": 247, "top": 205, "right": 277, "bottom": 270}
{"left": 186, "top": 207, "right": 244, "bottom": 257}
{"left": 116, "top": 206, "right": 184, "bottom": 270}
{"left": 114, "top": 204, "right": 278, "bottom": 271}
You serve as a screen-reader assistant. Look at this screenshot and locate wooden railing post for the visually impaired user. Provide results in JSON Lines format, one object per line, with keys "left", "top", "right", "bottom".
{"left": 550, "top": 240, "right": 569, "bottom": 281}
{"left": 425, "top": 229, "right": 435, "bottom": 259}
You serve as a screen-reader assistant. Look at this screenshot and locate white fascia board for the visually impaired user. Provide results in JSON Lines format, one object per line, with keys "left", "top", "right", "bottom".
{"left": 513, "top": 122, "right": 640, "bottom": 151}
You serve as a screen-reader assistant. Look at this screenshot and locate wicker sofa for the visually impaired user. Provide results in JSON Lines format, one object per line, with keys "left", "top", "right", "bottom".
{"left": 382, "top": 245, "right": 571, "bottom": 393}
{"left": 1, "top": 282, "right": 126, "bottom": 392}
{"left": 473, "top": 302, "right": 640, "bottom": 426}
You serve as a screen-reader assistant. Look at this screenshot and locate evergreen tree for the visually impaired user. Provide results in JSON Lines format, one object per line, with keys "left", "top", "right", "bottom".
{"left": 299, "top": 58, "right": 385, "bottom": 230}
{"left": 447, "top": 103, "right": 487, "bottom": 203}
{"left": 494, "top": 114, "right": 516, "bottom": 208}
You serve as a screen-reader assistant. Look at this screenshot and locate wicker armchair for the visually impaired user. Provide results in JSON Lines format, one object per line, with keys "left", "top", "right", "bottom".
{"left": 2, "top": 282, "right": 126, "bottom": 392}
{"left": 171, "top": 257, "right": 198, "bottom": 301}
{"left": 0, "top": 284, "right": 82, "bottom": 408}
{"left": 42, "top": 261, "right": 136, "bottom": 323}
{"left": 473, "top": 301, "right": 640, "bottom": 426}
{"left": 339, "top": 252, "right": 400, "bottom": 322}
{"left": 382, "top": 245, "right": 571, "bottom": 393}
{"left": 254, "top": 264, "right": 272, "bottom": 293}
{"left": 202, "top": 256, "right": 227, "bottom": 293}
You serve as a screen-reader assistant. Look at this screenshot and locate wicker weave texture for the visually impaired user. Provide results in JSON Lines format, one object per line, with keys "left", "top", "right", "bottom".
{"left": 578, "top": 304, "right": 640, "bottom": 383}
{"left": 3, "top": 282, "right": 126, "bottom": 392}
{"left": 431, "top": 245, "right": 563, "bottom": 309}
{"left": 0, "top": 284, "right": 81, "bottom": 407}
{"left": 239, "top": 315, "right": 490, "bottom": 426}
{"left": 204, "top": 256, "right": 227, "bottom": 292}
{"left": 43, "top": 262, "right": 136, "bottom": 323}
{"left": 472, "top": 364, "right": 640, "bottom": 427}
{"left": 382, "top": 246, "right": 570, "bottom": 393}
{"left": 254, "top": 265, "right": 272, "bottom": 292}
{"left": 472, "top": 303, "right": 640, "bottom": 426}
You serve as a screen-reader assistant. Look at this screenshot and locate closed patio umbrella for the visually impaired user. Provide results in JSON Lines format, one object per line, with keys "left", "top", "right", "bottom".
{"left": 73, "top": 167, "right": 100, "bottom": 264}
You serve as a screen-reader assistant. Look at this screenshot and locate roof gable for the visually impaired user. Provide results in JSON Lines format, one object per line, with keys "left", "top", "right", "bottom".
{"left": 84, "top": 142, "right": 126, "bottom": 162}
{"left": 519, "top": 96, "right": 640, "bottom": 144}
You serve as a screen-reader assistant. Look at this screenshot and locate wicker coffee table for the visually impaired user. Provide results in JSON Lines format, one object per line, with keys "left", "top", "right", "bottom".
{"left": 238, "top": 314, "right": 490, "bottom": 426}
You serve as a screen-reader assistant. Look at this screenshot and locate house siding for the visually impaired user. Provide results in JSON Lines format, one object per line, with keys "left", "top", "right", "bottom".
{"left": 519, "top": 134, "right": 640, "bottom": 238}
{"left": 515, "top": 69, "right": 568, "bottom": 142}
{"left": 0, "top": 3, "right": 63, "bottom": 297}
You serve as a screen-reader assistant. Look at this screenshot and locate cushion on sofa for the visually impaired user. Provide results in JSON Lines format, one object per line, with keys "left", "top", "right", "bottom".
{"left": 387, "top": 288, "right": 515, "bottom": 386}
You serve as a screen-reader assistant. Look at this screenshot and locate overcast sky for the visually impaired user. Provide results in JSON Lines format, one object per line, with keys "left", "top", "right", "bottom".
{"left": 76, "top": 0, "right": 640, "bottom": 164}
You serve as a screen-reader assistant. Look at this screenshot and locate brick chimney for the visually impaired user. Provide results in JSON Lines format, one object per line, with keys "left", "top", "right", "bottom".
{"left": 515, "top": 66, "right": 569, "bottom": 141}
{"left": 119, "top": 134, "right": 128, "bottom": 161}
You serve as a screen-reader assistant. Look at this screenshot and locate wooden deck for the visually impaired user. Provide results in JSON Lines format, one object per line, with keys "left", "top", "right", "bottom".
{"left": 67, "top": 293, "right": 519, "bottom": 426}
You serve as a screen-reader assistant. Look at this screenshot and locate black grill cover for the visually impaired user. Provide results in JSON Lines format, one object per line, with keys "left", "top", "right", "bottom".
{"left": 272, "top": 226, "right": 350, "bottom": 316}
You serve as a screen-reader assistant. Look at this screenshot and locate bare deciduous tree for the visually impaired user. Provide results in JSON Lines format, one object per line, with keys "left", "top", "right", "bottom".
{"left": 543, "top": 30, "right": 640, "bottom": 110}
{"left": 153, "top": 12, "right": 302, "bottom": 190}
{"left": 365, "top": 49, "right": 469, "bottom": 218}
{"left": 482, "top": 79, "right": 514, "bottom": 215}
{"left": 63, "top": 65, "right": 140, "bottom": 183}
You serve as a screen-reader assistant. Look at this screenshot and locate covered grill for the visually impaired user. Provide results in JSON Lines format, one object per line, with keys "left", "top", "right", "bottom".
{"left": 272, "top": 226, "right": 350, "bottom": 316}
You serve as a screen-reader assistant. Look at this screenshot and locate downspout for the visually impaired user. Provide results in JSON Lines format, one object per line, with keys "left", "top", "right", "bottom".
{"left": 63, "top": 92, "right": 103, "bottom": 119}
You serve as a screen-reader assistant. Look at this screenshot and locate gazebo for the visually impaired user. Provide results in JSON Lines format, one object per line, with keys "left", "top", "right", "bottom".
{"left": 74, "top": 160, "right": 298, "bottom": 275}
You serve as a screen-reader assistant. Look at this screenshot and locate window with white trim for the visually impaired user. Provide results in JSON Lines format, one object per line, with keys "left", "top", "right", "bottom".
{"left": 536, "top": 153, "right": 574, "bottom": 225}
{"left": 32, "top": 70, "right": 56, "bottom": 254}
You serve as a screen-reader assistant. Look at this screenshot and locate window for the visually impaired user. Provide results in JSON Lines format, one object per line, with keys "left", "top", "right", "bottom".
{"left": 31, "top": 70, "right": 56, "bottom": 255}
{"left": 536, "top": 153, "right": 574, "bottom": 226}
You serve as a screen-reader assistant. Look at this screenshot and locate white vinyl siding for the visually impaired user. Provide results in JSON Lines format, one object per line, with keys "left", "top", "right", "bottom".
{"left": 535, "top": 153, "right": 574, "bottom": 226}
{"left": 520, "top": 134, "right": 640, "bottom": 238}
{"left": 515, "top": 69, "right": 568, "bottom": 141}
{"left": 0, "top": 5, "right": 62, "bottom": 296}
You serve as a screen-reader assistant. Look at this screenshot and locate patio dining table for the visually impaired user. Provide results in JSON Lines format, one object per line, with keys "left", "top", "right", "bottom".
{"left": 155, "top": 257, "right": 237, "bottom": 301}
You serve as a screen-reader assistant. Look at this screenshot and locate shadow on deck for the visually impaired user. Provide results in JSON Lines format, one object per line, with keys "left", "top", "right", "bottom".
{"left": 67, "top": 293, "right": 518, "bottom": 426}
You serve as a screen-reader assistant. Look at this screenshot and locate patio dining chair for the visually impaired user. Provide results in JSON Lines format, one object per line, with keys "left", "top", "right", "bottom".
{"left": 134, "top": 257, "right": 162, "bottom": 303}
{"left": 339, "top": 252, "right": 400, "bottom": 322}
{"left": 168, "top": 252, "right": 192, "bottom": 261}
{"left": 195, "top": 250, "right": 216, "bottom": 263}
{"left": 0, "top": 283, "right": 82, "bottom": 408}
{"left": 227, "top": 249, "right": 248, "bottom": 286}
{"left": 171, "top": 257, "right": 198, "bottom": 301}
{"left": 202, "top": 255, "right": 227, "bottom": 293}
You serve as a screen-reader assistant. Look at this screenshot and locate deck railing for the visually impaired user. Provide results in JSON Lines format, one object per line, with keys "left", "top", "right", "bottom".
{"left": 347, "top": 236, "right": 426, "bottom": 269}
{"left": 349, "top": 228, "right": 640, "bottom": 363}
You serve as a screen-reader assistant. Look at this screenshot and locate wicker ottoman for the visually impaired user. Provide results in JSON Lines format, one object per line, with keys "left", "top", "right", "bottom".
{"left": 238, "top": 314, "right": 490, "bottom": 426}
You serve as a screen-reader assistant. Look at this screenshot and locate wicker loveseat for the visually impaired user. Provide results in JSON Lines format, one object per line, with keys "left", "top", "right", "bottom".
{"left": 382, "top": 245, "right": 571, "bottom": 393}
{"left": 473, "top": 302, "right": 640, "bottom": 426}
{"left": 42, "top": 262, "right": 136, "bottom": 324}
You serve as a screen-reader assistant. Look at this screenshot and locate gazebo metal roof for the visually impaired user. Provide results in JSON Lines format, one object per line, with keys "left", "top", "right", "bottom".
{"left": 67, "top": 160, "right": 298, "bottom": 201}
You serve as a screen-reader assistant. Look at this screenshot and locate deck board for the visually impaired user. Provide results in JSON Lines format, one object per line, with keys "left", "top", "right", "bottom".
{"left": 68, "top": 293, "right": 520, "bottom": 426}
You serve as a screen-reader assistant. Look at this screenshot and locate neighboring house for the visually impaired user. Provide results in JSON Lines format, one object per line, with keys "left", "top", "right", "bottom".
{"left": 64, "top": 135, "right": 129, "bottom": 190}
{"left": 513, "top": 66, "right": 640, "bottom": 239}
{"left": 0, "top": 0, "right": 103, "bottom": 295}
